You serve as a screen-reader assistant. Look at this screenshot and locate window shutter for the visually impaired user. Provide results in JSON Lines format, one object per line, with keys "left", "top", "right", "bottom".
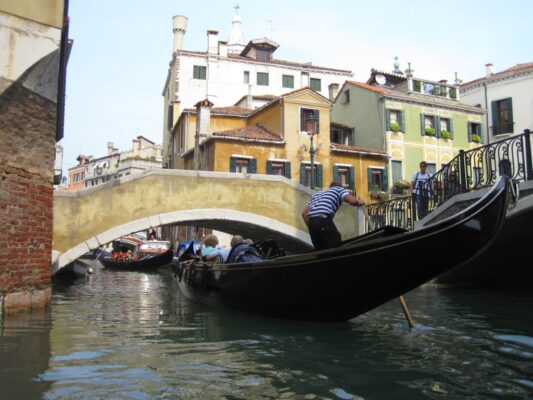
{"left": 333, "top": 166, "right": 340, "bottom": 183}
{"left": 449, "top": 119, "right": 454, "bottom": 139}
{"left": 468, "top": 122, "right": 472, "bottom": 135}
{"left": 266, "top": 160, "right": 272, "bottom": 175}
{"left": 400, "top": 111, "right": 405, "bottom": 132}
{"left": 491, "top": 100, "right": 498, "bottom": 135}
{"left": 284, "top": 161, "right": 291, "bottom": 179}
{"left": 367, "top": 168, "right": 373, "bottom": 190}
{"left": 420, "top": 113, "right": 425, "bottom": 135}
{"left": 381, "top": 168, "right": 388, "bottom": 192}
{"left": 250, "top": 158, "right": 257, "bottom": 174}
{"left": 349, "top": 166, "right": 355, "bottom": 192}
{"left": 507, "top": 98, "right": 514, "bottom": 133}
{"left": 300, "top": 109, "right": 305, "bottom": 131}
{"left": 385, "top": 109, "right": 391, "bottom": 130}
{"left": 435, "top": 116, "right": 441, "bottom": 137}
{"left": 316, "top": 165, "right": 323, "bottom": 188}
{"left": 230, "top": 157, "right": 237, "bottom": 172}
{"left": 167, "top": 105, "right": 174, "bottom": 130}
{"left": 300, "top": 163, "right": 307, "bottom": 185}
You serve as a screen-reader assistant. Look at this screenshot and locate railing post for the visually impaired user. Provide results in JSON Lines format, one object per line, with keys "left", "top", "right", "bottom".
{"left": 524, "top": 129, "right": 533, "bottom": 181}
{"left": 458, "top": 149, "right": 467, "bottom": 193}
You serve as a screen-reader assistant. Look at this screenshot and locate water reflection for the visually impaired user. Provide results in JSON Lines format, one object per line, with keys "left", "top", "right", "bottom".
{"left": 1, "top": 262, "right": 532, "bottom": 399}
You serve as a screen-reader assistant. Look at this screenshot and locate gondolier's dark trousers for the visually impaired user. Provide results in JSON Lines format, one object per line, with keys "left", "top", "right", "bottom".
{"left": 308, "top": 214, "right": 341, "bottom": 250}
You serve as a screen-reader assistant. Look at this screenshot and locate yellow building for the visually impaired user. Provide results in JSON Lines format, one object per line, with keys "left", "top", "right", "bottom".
{"left": 169, "top": 87, "right": 387, "bottom": 202}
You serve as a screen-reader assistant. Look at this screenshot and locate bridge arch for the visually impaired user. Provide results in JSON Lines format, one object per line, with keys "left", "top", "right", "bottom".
{"left": 53, "top": 169, "right": 360, "bottom": 270}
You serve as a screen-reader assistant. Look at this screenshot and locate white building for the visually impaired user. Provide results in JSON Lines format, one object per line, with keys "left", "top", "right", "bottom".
{"left": 161, "top": 11, "right": 353, "bottom": 166}
{"left": 460, "top": 62, "right": 533, "bottom": 142}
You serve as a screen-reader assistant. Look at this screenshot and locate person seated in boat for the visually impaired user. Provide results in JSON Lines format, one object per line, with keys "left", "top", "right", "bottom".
{"left": 200, "top": 234, "right": 219, "bottom": 259}
{"left": 226, "top": 235, "right": 265, "bottom": 263}
{"left": 301, "top": 182, "right": 365, "bottom": 250}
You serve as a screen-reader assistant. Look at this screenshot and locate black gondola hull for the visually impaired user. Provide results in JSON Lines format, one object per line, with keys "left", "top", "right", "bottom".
{"left": 100, "top": 249, "right": 174, "bottom": 271}
{"left": 175, "top": 178, "right": 509, "bottom": 321}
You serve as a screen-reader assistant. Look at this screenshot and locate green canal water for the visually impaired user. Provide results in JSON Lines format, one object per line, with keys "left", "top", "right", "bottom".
{"left": 0, "top": 261, "right": 531, "bottom": 399}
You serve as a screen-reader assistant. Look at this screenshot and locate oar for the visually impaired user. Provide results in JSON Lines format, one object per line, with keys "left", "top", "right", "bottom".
{"left": 361, "top": 204, "right": 415, "bottom": 330}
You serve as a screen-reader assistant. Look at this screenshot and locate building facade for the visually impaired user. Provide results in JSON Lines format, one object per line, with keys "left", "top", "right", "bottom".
{"left": 161, "top": 12, "right": 353, "bottom": 166}
{"left": 460, "top": 62, "right": 533, "bottom": 140}
{"left": 331, "top": 70, "right": 485, "bottom": 195}
{"left": 0, "top": 0, "right": 68, "bottom": 315}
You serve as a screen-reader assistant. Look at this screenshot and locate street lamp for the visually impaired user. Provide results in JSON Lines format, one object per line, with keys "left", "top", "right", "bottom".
{"left": 306, "top": 115, "right": 318, "bottom": 190}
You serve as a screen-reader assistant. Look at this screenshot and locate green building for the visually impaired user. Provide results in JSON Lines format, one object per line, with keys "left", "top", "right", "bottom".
{"left": 330, "top": 69, "right": 485, "bottom": 196}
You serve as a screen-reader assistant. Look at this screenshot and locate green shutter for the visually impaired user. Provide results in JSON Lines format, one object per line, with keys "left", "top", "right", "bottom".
{"left": 230, "top": 157, "right": 237, "bottom": 172}
{"left": 315, "top": 109, "right": 320, "bottom": 133}
{"left": 333, "top": 166, "right": 339, "bottom": 184}
{"left": 367, "top": 168, "right": 373, "bottom": 190}
{"left": 507, "top": 98, "right": 514, "bottom": 133}
{"left": 468, "top": 121, "right": 472, "bottom": 135}
{"left": 349, "top": 166, "right": 355, "bottom": 192}
{"left": 250, "top": 158, "right": 257, "bottom": 174}
{"left": 316, "top": 165, "right": 323, "bottom": 188}
{"left": 400, "top": 111, "right": 405, "bottom": 132}
{"left": 266, "top": 160, "right": 272, "bottom": 175}
{"left": 167, "top": 105, "right": 173, "bottom": 130}
{"left": 385, "top": 109, "right": 391, "bottom": 130}
{"left": 300, "top": 109, "right": 305, "bottom": 131}
{"left": 435, "top": 116, "right": 440, "bottom": 137}
{"left": 491, "top": 100, "right": 498, "bottom": 134}
{"left": 420, "top": 113, "right": 425, "bottom": 135}
{"left": 300, "top": 163, "right": 306, "bottom": 185}
{"left": 284, "top": 161, "right": 291, "bottom": 178}
{"left": 449, "top": 119, "right": 454, "bottom": 139}
{"left": 382, "top": 168, "right": 388, "bottom": 192}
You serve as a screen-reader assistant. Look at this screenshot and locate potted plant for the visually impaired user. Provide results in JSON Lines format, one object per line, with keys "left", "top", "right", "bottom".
{"left": 441, "top": 130, "right": 451, "bottom": 140}
{"left": 425, "top": 127, "right": 436, "bottom": 136}
{"left": 393, "top": 180, "right": 410, "bottom": 194}
{"left": 390, "top": 122, "right": 401, "bottom": 132}
{"left": 471, "top": 134, "right": 482, "bottom": 143}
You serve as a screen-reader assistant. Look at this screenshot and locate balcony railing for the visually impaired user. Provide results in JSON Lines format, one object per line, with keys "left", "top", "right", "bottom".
{"left": 365, "top": 128, "right": 532, "bottom": 232}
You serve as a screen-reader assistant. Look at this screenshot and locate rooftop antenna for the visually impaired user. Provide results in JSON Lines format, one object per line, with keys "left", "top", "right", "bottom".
{"left": 234, "top": 3, "right": 240, "bottom": 14}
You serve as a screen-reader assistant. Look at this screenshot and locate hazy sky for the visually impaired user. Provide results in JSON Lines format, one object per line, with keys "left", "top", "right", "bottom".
{"left": 62, "top": 0, "right": 532, "bottom": 169}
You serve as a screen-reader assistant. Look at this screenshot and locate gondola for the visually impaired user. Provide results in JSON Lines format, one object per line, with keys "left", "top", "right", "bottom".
{"left": 99, "top": 249, "right": 174, "bottom": 271}
{"left": 174, "top": 177, "right": 510, "bottom": 322}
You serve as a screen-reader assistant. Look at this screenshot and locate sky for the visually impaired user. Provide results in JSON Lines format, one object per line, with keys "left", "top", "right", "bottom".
{"left": 62, "top": 0, "right": 532, "bottom": 169}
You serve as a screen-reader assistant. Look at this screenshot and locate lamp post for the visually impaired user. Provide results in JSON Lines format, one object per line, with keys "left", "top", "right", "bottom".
{"left": 305, "top": 115, "right": 318, "bottom": 190}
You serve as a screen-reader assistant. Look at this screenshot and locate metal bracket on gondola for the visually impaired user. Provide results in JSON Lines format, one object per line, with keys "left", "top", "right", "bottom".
{"left": 508, "top": 180, "right": 520, "bottom": 209}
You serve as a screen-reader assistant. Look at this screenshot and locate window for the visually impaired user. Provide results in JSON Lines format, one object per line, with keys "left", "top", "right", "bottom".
{"left": 243, "top": 71, "right": 250, "bottom": 84}
{"left": 420, "top": 114, "right": 436, "bottom": 136}
{"left": 331, "top": 127, "right": 353, "bottom": 145}
{"left": 300, "top": 108, "right": 320, "bottom": 133}
{"left": 427, "top": 163, "right": 436, "bottom": 176}
{"left": 282, "top": 75, "right": 294, "bottom": 88}
{"left": 391, "top": 160, "right": 403, "bottom": 184}
{"left": 333, "top": 165, "right": 354, "bottom": 192}
{"left": 300, "top": 163, "right": 323, "bottom": 189}
{"left": 193, "top": 65, "right": 206, "bottom": 80}
{"left": 256, "top": 47, "right": 270, "bottom": 61}
{"left": 385, "top": 109, "right": 405, "bottom": 132}
{"left": 367, "top": 168, "right": 387, "bottom": 192}
{"left": 310, "top": 78, "right": 321, "bottom": 92}
{"left": 230, "top": 157, "right": 257, "bottom": 173}
{"left": 440, "top": 117, "right": 453, "bottom": 139}
{"left": 267, "top": 160, "right": 291, "bottom": 178}
{"left": 342, "top": 90, "right": 350, "bottom": 104}
{"left": 257, "top": 72, "right": 269, "bottom": 86}
{"left": 492, "top": 98, "right": 514, "bottom": 135}
{"left": 468, "top": 122, "right": 482, "bottom": 142}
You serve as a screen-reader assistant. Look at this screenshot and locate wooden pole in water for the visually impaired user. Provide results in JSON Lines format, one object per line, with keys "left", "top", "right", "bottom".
{"left": 361, "top": 205, "right": 415, "bottom": 330}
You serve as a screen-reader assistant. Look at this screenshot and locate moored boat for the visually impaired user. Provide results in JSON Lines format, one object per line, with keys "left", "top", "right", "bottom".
{"left": 174, "top": 177, "right": 510, "bottom": 322}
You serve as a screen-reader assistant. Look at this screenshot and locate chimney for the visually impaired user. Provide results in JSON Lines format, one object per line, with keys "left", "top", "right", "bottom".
{"left": 328, "top": 83, "right": 340, "bottom": 101}
{"left": 485, "top": 63, "right": 493, "bottom": 77}
{"left": 107, "top": 142, "right": 114, "bottom": 156}
{"left": 194, "top": 99, "right": 214, "bottom": 170}
{"left": 207, "top": 30, "right": 219, "bottom": 55}
{"left": 172, "top": 15, "right": 188, "bottom": 51}
{"left": 218, "top": 41, "right": 228, "bottom": 57}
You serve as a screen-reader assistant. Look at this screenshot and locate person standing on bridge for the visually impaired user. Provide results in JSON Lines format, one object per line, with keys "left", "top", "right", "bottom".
{"left": 301, "top": 182, "right": 365, "bottom": 250}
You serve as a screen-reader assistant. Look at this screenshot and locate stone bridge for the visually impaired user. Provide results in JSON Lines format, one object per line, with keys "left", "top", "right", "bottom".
{"left": 53, "top": 169, "right": 363, "bottom": 271}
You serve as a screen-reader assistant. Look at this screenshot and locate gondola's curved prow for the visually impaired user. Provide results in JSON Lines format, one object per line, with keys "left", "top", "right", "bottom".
{"left": 175, "top": 177, "right": 510, "bottom": 322}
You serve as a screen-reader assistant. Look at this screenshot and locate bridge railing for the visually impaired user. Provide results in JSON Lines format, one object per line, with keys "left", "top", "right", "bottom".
{"left": 364, "top": 128, "right": 533, "bottom": 231}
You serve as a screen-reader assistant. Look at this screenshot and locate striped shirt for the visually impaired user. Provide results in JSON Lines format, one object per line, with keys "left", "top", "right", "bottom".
{"left": 307, "top": 186, "right": 350, "bottom": 217}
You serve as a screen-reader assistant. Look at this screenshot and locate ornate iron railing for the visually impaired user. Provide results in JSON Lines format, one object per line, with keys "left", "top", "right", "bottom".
{"left": 365, "top": 128, "right": 532, "bottom": 232}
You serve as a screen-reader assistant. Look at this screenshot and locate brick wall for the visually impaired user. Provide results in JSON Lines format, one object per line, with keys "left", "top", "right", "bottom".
{"left": 0, "top": 81, "right": 56, "bottom": 314}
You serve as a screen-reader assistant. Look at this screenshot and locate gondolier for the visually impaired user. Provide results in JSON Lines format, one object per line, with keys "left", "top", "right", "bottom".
{"left": 301, "top": 182, "right": 365, "bottom": 250}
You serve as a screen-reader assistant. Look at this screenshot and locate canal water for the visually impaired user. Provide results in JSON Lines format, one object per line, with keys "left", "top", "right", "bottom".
{"left": 1, "top": 261, "right": 532, "bottom": 400}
